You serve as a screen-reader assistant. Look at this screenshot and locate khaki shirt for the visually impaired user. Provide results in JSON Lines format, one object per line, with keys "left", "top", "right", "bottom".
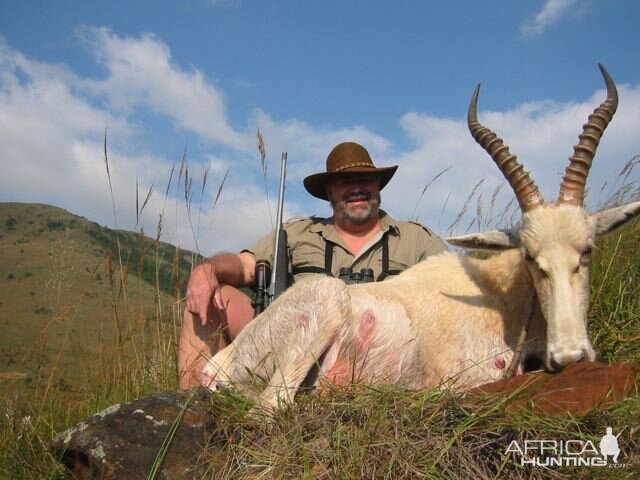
{"left": 245, "top": 210, "right": 447, "bottom": 282}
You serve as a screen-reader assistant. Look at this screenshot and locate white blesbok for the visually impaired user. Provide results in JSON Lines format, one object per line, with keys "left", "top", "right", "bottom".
{"left": 202, "top": 65, "right": 640, "bottom": 409}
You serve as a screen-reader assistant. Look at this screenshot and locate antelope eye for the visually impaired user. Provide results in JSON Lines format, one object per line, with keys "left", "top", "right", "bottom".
{"left": 580, "top": 247, "right": 593, "bottom": 264}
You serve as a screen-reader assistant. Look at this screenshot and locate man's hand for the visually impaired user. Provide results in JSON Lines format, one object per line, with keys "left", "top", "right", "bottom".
{"left": 186, "top": 262, "right": 224, "bottom": 326}
{"left": 185, "top": 252, "right": 255, "bottom": 326}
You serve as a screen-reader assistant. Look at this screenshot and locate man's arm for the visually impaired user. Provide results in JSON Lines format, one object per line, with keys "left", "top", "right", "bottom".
{"left": 186, "top": 252, "right": 256, "bottom": 325}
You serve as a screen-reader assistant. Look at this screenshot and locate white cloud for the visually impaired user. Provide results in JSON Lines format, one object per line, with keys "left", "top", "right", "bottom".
{"left": 521, "top": 0, "right": 579, "bottom": 37}
{"left": 250, "top": 109, "right": 392, "bottom": 185}
{"left": 0, "top": 38, "right": 127, "bottom": 215}
{"left": 0, "top": 31, "right": 316, "bottom": 256}
{"left": 78, "top": 27, "right": 250, "bottom": 152}
{"left": 0, "top": 31, "right": 638, "bottom": 259}
{"left": 384, "top": 82, "right": 640, "bottom": 236}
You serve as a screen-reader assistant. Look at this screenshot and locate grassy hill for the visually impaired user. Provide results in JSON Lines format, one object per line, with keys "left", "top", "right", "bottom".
{"left": 0, "top": 202, "right": 197, "bottom": 395}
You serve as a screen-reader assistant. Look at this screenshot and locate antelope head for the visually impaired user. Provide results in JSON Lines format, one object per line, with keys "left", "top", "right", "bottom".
{"left": 448, "top": 65, "right": 640, "bottom": 371}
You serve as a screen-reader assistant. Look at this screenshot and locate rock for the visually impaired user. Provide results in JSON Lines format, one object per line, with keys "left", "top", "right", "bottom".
{"left": 467, "top": 361, "right": 640, "bottom": 415}
{"left": 51, "top": 389, "right": 219, "bottom": 479}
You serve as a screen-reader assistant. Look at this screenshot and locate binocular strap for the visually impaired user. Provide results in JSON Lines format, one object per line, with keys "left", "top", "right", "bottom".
{"left": 291, "top": 233, "right": 403, "bottom": 281}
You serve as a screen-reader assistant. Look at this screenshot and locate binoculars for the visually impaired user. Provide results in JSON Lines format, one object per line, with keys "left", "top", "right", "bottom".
{"left": 338, "top": 267, "right": 374, "bottom": 285}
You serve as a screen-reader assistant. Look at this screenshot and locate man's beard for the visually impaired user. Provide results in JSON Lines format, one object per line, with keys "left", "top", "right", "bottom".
{"left": 331, "top": 191, "right": 381, "bottom": 225}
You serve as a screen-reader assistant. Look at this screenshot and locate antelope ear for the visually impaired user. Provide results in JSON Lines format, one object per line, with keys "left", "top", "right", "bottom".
{"left": 592, "top": 201, "right": 640, "bottom": 237}
{"left": 446, "top": 229, "right": 520, "bottom": 250}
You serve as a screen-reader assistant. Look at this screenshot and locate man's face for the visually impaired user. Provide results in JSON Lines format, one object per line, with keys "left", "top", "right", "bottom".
{"left": 326, "top": 173, "right": 381, "bottom": 225}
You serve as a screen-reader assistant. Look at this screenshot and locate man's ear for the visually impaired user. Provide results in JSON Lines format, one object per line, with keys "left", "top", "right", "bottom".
{"left": 592, "top": 201, "right": 640, "bottom": 237}
{"left": 325, "top": 185, "right": 333, "bottom": 202}
{"left": 446, "top": 229, "right": 520, "bottom": 250}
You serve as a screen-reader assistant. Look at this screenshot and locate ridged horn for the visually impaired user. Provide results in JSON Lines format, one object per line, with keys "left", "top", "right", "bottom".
{"left": 558, "top": 64, "right": 618, "bottom": 206}
{"left": 468, "top": 84, "right": 544, "bottom": 212}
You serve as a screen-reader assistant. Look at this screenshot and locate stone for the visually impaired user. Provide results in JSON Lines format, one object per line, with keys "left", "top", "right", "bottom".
{"left": 51, "top": 389, "right": 219, "bottom": 479}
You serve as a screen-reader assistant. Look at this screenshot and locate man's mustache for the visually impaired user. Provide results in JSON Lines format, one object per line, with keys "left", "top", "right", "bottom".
{"left": 343, "top": 192, "right": 371, "bottom": 202}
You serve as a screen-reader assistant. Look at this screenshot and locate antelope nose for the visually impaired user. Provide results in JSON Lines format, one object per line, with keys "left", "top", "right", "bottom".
{"left": 549, "top": 349, "right": 586, "bottom": 371}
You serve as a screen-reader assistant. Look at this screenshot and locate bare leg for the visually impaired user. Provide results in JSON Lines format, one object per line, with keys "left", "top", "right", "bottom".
{"left": 178, "top": 284, "right": 254, "bottom": 389}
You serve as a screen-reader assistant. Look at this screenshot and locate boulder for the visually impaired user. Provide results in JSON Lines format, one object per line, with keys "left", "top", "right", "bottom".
{"left": 51, "top": 389, "right": 218, "bottom": 479}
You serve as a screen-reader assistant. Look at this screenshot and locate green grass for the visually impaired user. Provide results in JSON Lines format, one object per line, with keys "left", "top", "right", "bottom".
{"left": 196, "top": 383, "right": 640, "bottom": 479}
{"left": 85, "top": 221, "right": 197, "bottom": 296}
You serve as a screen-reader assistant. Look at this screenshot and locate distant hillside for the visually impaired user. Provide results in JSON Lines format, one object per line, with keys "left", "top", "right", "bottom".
{"left": 0, "top": 202, "right": 199, "bottom": 392}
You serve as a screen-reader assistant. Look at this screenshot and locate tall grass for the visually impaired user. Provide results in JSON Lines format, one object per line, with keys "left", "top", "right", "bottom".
{"left": 0, "top": 152, "right": 638, "bottom": 479}
{"left": 0, "top": 253, "right": 185, "bottom": 478}
{"left": 0, "top": 137, "right": 219, "bottom": 478}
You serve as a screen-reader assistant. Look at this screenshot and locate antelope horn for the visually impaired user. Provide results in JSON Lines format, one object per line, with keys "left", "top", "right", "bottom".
{"left": 468, "top": 84, "right": 544, "bottom": 212}
{"left": 558, "top": 64, "right": 618, "bottom": 206}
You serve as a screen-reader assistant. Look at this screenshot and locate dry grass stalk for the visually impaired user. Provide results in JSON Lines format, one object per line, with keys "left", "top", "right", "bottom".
{"left": 486, "top": 183, "right": 504, "bottom": 228}
{"left": 135, "top": 176, "right": 154, "bottom": 227}
{"left": 213, "top": 167, "right": 230, "bottom": 211}
{"left": 257, "top": 129, "right": 274, "bottom": 228}
{"left": 102, "top": 130, "right": 129, "bottom": 307}
{"left": 411, "top": 166, "right": 452, "bottom": 221}
{"left": 438, "top": 191, "right": 452, "bottom": 233}
{"left": 598, "top": 155, "right": 640, "bottom": 209}
{"left": 447, "top": 178, "right": 485, "bottom": 235}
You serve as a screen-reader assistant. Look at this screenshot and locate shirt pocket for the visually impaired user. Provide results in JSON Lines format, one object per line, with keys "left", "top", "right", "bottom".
{"left": 290, "top": 246, "right": 328, "bottom": 279}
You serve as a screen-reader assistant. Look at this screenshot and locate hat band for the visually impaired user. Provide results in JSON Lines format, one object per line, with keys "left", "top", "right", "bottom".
{"left": 333, "top": 161, "right": 375, "bottom": 172}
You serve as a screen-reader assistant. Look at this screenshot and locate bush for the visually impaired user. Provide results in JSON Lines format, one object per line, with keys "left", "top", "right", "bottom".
{"left": 46, "top": 219, "right": 65, "bottom": 231}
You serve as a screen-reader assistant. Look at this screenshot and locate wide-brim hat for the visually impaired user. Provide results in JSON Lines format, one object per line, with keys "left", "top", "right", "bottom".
{"left": 303, "top": 142, "right": 398, "bottom": 201}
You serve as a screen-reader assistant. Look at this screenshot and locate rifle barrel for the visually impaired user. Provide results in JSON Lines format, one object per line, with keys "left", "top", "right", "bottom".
{"left": 268, "top": 152, "right": 287, "bottom": 300}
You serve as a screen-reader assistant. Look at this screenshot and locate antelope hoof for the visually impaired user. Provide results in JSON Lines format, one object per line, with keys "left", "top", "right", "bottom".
{"left": 201, "top": 363, "right": 231, "bottom": 391}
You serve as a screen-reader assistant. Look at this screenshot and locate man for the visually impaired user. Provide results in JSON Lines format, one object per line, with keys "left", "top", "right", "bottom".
{"left": 178, "top": 141, "right": 447, "bottom": 389}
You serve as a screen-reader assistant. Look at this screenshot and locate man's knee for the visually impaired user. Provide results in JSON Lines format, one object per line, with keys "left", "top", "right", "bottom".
{"left": 178, "top": 284, "right": 255, "bottom": 389}
{"left": 218, "top": 284, "right": 255, "bottom": 339}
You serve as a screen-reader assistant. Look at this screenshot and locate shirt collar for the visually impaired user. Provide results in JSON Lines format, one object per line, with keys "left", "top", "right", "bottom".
{"left": 309, "top": 209, "right": 399, "bottom": 238}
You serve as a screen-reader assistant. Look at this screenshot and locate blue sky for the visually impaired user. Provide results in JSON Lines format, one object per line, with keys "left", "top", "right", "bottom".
{"left": 1, "top": 0, "right": 639, "bottom": 254}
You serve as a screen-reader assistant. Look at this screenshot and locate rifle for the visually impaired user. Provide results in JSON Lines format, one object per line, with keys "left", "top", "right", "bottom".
{"left": 254, "top": 152, "right": 288, "bottom": 314}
